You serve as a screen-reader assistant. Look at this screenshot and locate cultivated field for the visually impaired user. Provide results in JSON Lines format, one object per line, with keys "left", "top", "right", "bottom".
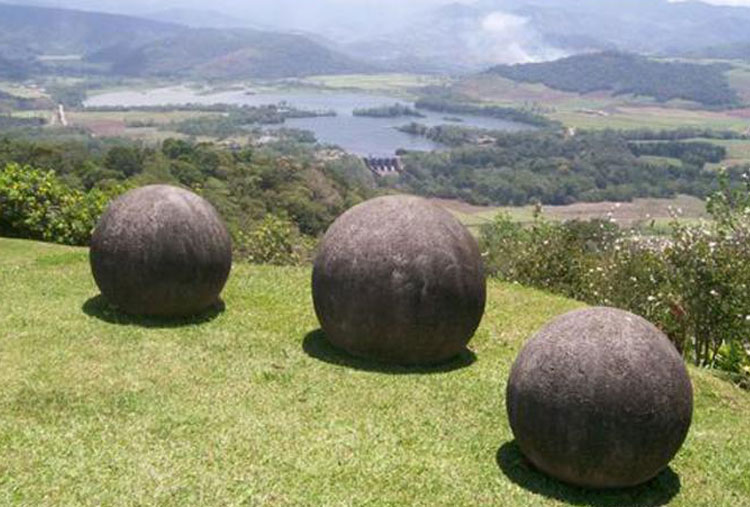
{"left": 457, "top": 74, "right": 750, "bottom": 133}
{"left": 434, "top": 195, "right": 708, "bottom": 232}
{"left": 299, "top": 73, "right": 451, "bottom": 96}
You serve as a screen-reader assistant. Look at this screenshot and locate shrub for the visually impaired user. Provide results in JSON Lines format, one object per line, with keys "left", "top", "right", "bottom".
{"left": 235, "top": 214, "right": 314, "bottom": 266}
{"left": 480, "top": 172, "right": 750, "bottom": 384}
{"left": 0, "top": 163, "right": 121, "bottom": 246}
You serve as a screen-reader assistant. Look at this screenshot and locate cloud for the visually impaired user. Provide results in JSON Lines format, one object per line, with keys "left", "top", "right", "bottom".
{"left": 469, "top": 11, "right": 566, "bottom": 65}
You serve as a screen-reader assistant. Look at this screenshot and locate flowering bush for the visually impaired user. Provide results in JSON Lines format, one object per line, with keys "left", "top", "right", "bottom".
{"left": 480, "top": 172, "right": 750, "bottom": 383}
{"left": 0, "top": 163, "right": 123, "bottom": 246}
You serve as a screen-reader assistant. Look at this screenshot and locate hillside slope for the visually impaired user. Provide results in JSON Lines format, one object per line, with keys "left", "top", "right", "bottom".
{"left": 486, "top": 52, "right": 740, "bottom": 107}
{"left": 96, "top": 28, "right": 374, "bottom": 79}
{"left": 0, "top": 237, "right": 748, "bottom": 505}
{"left": 0, "top": 3, "right": 372, "bottom": 80}
{"left": 0, "top": 2, "right": 182, "bottom": 57}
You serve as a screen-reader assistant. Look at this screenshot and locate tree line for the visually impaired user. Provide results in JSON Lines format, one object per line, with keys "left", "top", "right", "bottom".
{"left": 395, "top": 129, "right": 743, "bottom": 205}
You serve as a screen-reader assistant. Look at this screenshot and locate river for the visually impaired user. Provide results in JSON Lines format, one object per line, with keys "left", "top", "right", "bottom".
{"left": 85, "top": 86, "right": 533, "bottom": 156}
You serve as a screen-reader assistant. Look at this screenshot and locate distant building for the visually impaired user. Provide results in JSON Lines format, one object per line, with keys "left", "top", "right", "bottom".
{"left": 364, "top": 157, "right": 402, "bottom": 177}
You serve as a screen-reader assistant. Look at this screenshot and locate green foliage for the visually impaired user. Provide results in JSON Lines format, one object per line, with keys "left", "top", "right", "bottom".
{"left": 0, "top": 115, "right": 44, "bottom": 130}
{"left": 46, "top": 84, "right": 88, "bottom": 108}
{"left": 480, "top": 172, "right": 750, "bottom": 384}
{"left": 165, "top": 104, "right": 334, "bottom": 139}
{"left": 0, "top": 136, "right": 374, "bottom": 260}
{"left": 103, "top": 145, "right": 144, "bottom": 177}
{"left": 629, "top": 141, "right": 726, "bottom": 166}
{"left": 487, "top": 51, "right": 740, "bottom": 107}
{"left": 0, "top": 89, "right": 44, "bottom": 113}
{"left": 235, "top": 214, "right": 314, "bottom": 266}
{"left": 414, "top": 97, "right": 556, "bottom": 128}
{"left": 618, "top": 127, "right": 749, "bottom": 141}
{"left": 0, "top": 55, "right": 34, "bottom": 80}
{"left": 481, "top": 214, "right": 622, "bottom": 299}
{"left": 0, "top": 163, "right": 122, "bottom": 245}
{"left": 352, "top": 103, "right": 425, "bottom": 118}
{"left": 397, "top": 129, "right": 734, "bottom": 206}
{"left": 397, "top": 122, "right": 482, "bottom": 147}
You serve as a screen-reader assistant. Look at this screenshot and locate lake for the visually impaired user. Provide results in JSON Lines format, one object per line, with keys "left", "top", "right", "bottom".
{"left": 85, "top": 86, "right": 532, "bottom": 156}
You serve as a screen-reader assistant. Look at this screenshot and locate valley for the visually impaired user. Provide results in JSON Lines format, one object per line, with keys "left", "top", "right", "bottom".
{"left": 3, "top": 1, "right": 750, "bottom": 224}
{"left": 2, "top": 2, "right": 750, "bottom": 504}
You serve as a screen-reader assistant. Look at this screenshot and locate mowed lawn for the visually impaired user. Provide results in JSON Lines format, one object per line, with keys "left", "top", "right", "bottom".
{"left": 0, "top": 238, "right": 749, "bottom": 506}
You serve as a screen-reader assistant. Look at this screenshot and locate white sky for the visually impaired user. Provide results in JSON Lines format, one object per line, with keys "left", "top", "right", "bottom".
{"left": 670, "top": 0, "right": 750, "bottom": 5}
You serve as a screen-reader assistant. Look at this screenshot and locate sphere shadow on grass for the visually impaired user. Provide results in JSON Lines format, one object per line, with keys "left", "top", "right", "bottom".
{"left": 496, "top": 441, "right": 681, "bottom": 507}
{"left": 82, "top": 295, "right": 225, "bottom": 329}
{"left": 302, "top": 329, "right": 476, "bottom": 374}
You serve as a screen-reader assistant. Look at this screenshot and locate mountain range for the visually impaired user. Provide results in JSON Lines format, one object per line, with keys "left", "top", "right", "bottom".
{"left": 2, "top": 0, "right": 750, "bottom": 79}
{"left": 0, "top": 2, "right": 372, "bottom": 80}
{"left": 343, "top": 0, "right": 750, "bottom": 71}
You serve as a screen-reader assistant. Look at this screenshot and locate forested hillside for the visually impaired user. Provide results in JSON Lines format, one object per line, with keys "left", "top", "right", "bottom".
{"left": 0, "top": 3, "right": 372, "bottom": 80}
{"left": 0, "top": 3, "right": 182, "bottom": 57}
{"left": 486, "top": 52, "right": 740, "bottom": 107}
{"left": 0, "top": 136, "right": 374, "bottom": 258}
{"left": 95, "top": 29, "right": 373, "bottom": 79}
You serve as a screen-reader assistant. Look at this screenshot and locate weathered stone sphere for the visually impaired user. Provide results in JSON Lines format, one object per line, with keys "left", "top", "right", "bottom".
{"left": 90, "top": 185, "right": 232, "bottom": 317}
{"left": 312, "top": 195, "right": 486, "bottom": 365}
{"left": 506, "top": 307, "right": 693, "bottom": 489}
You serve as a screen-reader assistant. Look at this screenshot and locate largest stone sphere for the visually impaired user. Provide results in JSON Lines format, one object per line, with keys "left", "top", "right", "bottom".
{"left": 90, "top": 185, "right": 232, "bottom": 317}
{"left": 506, "top": 307, "right": 693, "bottom": 489}
{"left": 312, "top": 195, "right": 486, "bottom": 365}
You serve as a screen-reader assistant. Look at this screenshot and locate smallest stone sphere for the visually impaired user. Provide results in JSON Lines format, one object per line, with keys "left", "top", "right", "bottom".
{"left": 90, "top": 185, "right": 232, "bottom": 318}
{"left": 506, "top": 307, "right": 693, "bottom": 489}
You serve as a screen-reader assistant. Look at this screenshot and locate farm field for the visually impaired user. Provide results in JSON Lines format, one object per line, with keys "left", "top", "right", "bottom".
{"left": 698, "top": 138, "right": 750, "bottom": 169}
{"left": 434, "top": 195, "right": 708, "bottom": 232}
{"left": 0, "top": 81, "right": 47, "bottom": 99}
{"left": 298, "top": 73, "right": 451, "bottom": 96}
{"left": 457, "top": 75, "right": 750, "bottom": 132}
{"left": 64, "top": 110, "right": 218, "bottom": 140}
{"left": 0, "top": 238, "right": 748, "bottom": 505}
{"left": 550, "top": 105, "right": 750, "bottom": 132}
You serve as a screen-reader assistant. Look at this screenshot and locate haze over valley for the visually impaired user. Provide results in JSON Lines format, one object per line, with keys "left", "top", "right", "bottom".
{"left": 2, "top": 0, "right": 750, "bottom": 216}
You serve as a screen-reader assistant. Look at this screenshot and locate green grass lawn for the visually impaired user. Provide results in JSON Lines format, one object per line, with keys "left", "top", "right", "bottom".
{"left": 1, "top": 238, "right": 749, "bottom": 505}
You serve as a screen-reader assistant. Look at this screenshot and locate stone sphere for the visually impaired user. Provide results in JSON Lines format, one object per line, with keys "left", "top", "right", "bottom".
{"left": 506, "top": 307, "right": 693, "bottom": 489}
{"left": 312, "top": 195, "right": 486, "bottom": 365}
{"left": 90, "top": 185, "right": 232, "bottom": 317}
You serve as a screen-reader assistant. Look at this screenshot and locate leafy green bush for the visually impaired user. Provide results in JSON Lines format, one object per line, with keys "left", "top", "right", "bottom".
{"left": 235, "top": 214, "right": 314, "bottom": 266}
{"left": 480, "top": 172, "right": 750, "bottom": 383}
{"left": 0, "top": 163, "right": 120, "bottom": 246}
